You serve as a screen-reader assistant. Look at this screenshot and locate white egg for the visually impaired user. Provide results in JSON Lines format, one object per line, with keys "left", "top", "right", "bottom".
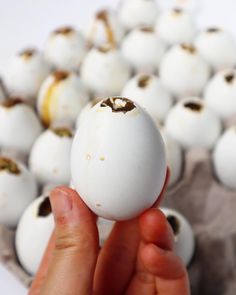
{"left": 0, "top": 99, "right": 43, "bottom": 155}
{"left": 204, "top": 69, "right": 236, "bottom": 119}
{"left": 122, "top": 74, "right": 173, "bottom": 122}
{"left": 165, "top": 97, "right": 222, "bottom": 149}
{"left": 45, "top": 26, "right": 87, "bottom": 71}
{"left": 71, "top": 97, "right": 167, "bottom": 221}
{"left": 0, "top": 157, "right": 37, "bottom": 228}
{"left": 121, "top": 27, "right": 166, "bottom": 73}
{"left": 213, "top": 126, "right": 236, "bottom": 190}
{"left": 160, "top": 44, "right": 210, "bottom": 99}
{"left": 29, "top": 127, "right": 73, "bottom": 185}
{"left": 161, "top": 207, "right": 195, "bottom": 266}
{"left": 37, "top": 70, "right": 89, "bottom": 127}
{"left": 86, "top": 9, "right": 125, "bottom": 47}
{"left": 81, "top": 45, "right": 131, "bottom": 97}
{"left": 4, "top": 49, "right": 51, "bottom": 102}
{"left": 195, "top": 28, "right": 236, "bottom": 72}
{"left": 118, "top": 0, "right": 159, "bottom": 31}
{"left": 155, "top": 8, "right": 196, "bottom": 45}
{"left": 76, "top": 99, "right": 102, "bottom": 129}
{"left": 15, "top": 195, "right": 54, "bottom": 275}
{"left": 161, "top": 130, "right": 183, "bottom": 187}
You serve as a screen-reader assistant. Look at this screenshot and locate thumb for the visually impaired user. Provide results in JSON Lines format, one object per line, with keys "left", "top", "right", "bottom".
{"left": 41, "top": 187, "right": 99, "bottom": 295}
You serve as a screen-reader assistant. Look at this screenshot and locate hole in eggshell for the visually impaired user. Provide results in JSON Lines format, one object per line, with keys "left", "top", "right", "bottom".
{"left": 100, "top": 97, "right": 136, "bottom": 113}
{"left": 51, "top": 127, "right": 73, "bottom": 138}
{"left": 97, "top": 44, "right": 114, "bottom": 53}
{"left": 0, "top": 157, "right": 21, "bottom": 175}
{"left": 172, "top": 8, "right": 182, "bottom": 14}
{"left": 138, "top": 75, "right": 151, "bottom": 88}
{"left": 167, "top": 215, "right": 180, "bottom": 236}
{"left": 184, "top": 102, "right": 203, "bottom": 112}
{"left": 53, "top": 71, "right": 69, "bottom": 81}
{"left": 1, "top": 97, "right": 24, "bottom": 108}
{"left": 206, "top": 27, "right": 220, "bottom": 33}
{"left": 140, "top": 27, "right": 154, "bottom": 33}
{"left": 224, "top": 73, "right": 234, "bottom": 84}
{"left": 181, "top": 43, "right": 196, "bottom": 54}
{"left": 19, "top": 48, "right": 36, "bottom": 58}
{"left": 38, "top": 197, "right": 52, "bottom": 217}
{"left": 54, "top": 26, "right": 74, "bottom": 35}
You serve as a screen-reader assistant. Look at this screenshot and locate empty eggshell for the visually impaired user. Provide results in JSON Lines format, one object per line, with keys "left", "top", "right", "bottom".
{"left": 118, "top": 0, "right": 159, "bottom": 31}
{"left": 121, "top": 27, "right": 166, "bottom": 73}
{"left": 161, "top": 207, "right": 195, "bottom": 266}
{"left": 29, "top": 127, "right": 73, "bottom": 185}
{"left": 4, "top": 49, "right": 51, "bottom": 102}
{"left": 15, "top": 195, "right": 54, "bottom": 275}
{"left": 81, "top": 45, "right": 131, "bottom": 97}
{"left": 213, "top": 126, "right": 236, "bottom": 190}
{"left": 0, "top": 157, "right": 37, "bottom": 228}
{"left": 195, "top": 28, "right": 236, "bottom": 72}
{"left": 71, "top": 97, "right": 167, "bottom": 221}
{"left": 45, "top": 26, "right": 87, "bottom": 71}
{"left": 161, "top": 129, "right": 183, "bottom": 187}
{"left": 122, "top": 73, "right": 173, "bottom": 122}
{"left": 160, "top": 44, "right": 210, "bottom": 99}
{"left": 204, "top": 69, "right": 236, "bottom": 119}
{"left": 86, "top": 9, "right": 125, "bottom": 47}
{"left": 0, "top": 99, "right": 43, "bottom": 155}
{"left": 155, "top": 8, "right": 196, "bottom": 45}
{"left": 37, "top": 70, "right": 89, "bottom": 127}
{"left": 165, "top": 97, "right": 222, "bottom": 149}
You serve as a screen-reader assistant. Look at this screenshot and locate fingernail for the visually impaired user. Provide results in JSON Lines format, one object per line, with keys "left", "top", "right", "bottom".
{"left": 50, "top": 188, "right": 72, "bottom": 219}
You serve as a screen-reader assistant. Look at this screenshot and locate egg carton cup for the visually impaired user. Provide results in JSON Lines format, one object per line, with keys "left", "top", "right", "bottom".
{"left": 1, "top": 149, "right": 236, "bottom": 295}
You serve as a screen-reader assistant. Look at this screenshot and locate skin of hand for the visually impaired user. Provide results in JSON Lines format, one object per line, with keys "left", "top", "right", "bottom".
{"left": 29, "top": 171, "right": 190, "bottom": 295}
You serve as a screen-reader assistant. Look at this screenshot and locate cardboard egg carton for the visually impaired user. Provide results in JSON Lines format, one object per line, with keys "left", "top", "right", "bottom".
{"left": 1, "top": 148, "right": 236, "bottom": 295}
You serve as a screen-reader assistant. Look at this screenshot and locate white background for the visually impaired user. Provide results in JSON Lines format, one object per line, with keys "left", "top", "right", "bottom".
{"left": 0, "top": 0, "right": 236, "bottom": 293}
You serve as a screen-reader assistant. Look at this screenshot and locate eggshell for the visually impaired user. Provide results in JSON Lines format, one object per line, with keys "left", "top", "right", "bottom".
{"left": 195, "top": 28, "right": 236, "bottom": 72}
{"left": 165, "top": 97, "right": 222, "bottom": 149}
{"left": 76, "top": 99, "right": 102, "bottom": 129}
{"left": 71, "top": 97, "right": 167, "bottom": 220}
{"left": 118, "top": 0, "right": 159, "bottom": 31}
{"left": 160, "top": 44, "right": 210, "bottom": 99}
{"left": 86, "top": 9, "right": 125, "bottom": 47}
{"left": 213, "top": 126, "right": 236, "bottom": 190}
{"left": 81, "top": 46, "right": 131, "bottom": 97}
{"left": 37, "top": 71, "right": 89, "bottom": 127}
{"left": 15, "top": 195, "right": 54, "bottom": 275}
{"left": 45, "top": 26, "right": 87, "bottom": 71}
{"left": 29, "top": 128, "right": 73, "bottom": 185}
{"left": 156, "top": 9, "right": 196, "bottom": 45}
{"left": 0, "top": 157, "right": 37, "bottom": 228}
{"left": 161, "top": 207, "right": 195, "bottom": 266}
{"left": 4, "top": 49, "right": 51, "bottom": 102}
{"left": 204, "top": 69, "right": 236, "bottom": 119}
{"left": 0, "top": 99, "right": 43, "bottom": 154}
{"left": 122, "top": 73, "right": 173, "bottom": 122}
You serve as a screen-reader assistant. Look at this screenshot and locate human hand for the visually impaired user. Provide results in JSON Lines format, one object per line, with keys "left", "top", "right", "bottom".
{"left": 29, "top": 184, "right": 190, "bottom": 295}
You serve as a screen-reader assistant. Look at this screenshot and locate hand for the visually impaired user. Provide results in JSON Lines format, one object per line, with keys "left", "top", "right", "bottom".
{"left": 29, "top": 186, "right": 190, "bottom": 295}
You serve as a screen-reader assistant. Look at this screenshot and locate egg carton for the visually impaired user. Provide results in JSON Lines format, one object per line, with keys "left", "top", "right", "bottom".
{"left": 0, "top": 149, "right": 235, "bottom": 295}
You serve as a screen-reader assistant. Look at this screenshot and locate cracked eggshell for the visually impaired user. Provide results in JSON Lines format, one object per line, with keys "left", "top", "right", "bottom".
{"left": 0, "top": 99, "right": 43, "bottom": 154}
{"left": 118, "top": 0, "right": 159, "bottom": 31}
{"left": 86, "top": 9, "right": 125, "bottom": 47}
{"left": 71, "top": 97, "right": 167, "bottom": 221}
{"left": 165, "top": 97, "right": 222, "bottom": 149}
{"left": 45, "top": 26, "right": 87, "bottom": 71}
{"left": 4, "top": 49, "right": 51, "bottom": 102}
{"left": 160, "top": 44, "right": 210, "bottom": 99}
{"left": 29, "top": 127, "right": 73, "bottom": 185}
{"left": 121, "top": 27, "right": 166, "bottom": 73}
{"left": 161, "top": 207, "right": 195, "bottom": 266}
{"left": 161, "top": 130, "right": 183, "bottom": 187}
{"left": 204, "top": 69, "right": 236, "bottom": 119}
{"left": 16, "top": 195, "right": 54, "bottom": 275}
{"left": 213, "top": 126, "right": 236, "bottom": 190}
{"left": 0, "top": 157, "right": 37, "bottom": 228}
{"left": 122, "top": 74, "right": 173, "bottom": 122}
{"left": 37, "top": 71, "right": 89, "bottom": 127}
{"left": 195, "top": 28, "right": 236, "bottom": 72}
{"left": 81, "top": 45, "right": 131, "bottom": 97}
{"left": 155, "top": 8, "right": 196, "bottom": 45}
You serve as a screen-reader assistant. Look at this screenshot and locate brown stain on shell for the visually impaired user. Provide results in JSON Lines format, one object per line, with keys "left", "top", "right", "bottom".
{"left": 54, "top": 26, "right": 74, "bottom": 35}
{"left": 51, "top": 127, "right": 73, "bottom": 138}
{"left": 181, "top": 43, "right": 196, "bottom": 54}
{"left": 0, "top": 157, "right": 20, "bottom": 175}
{"left": 19, "top": 48, "right": 36, "bottom": 60}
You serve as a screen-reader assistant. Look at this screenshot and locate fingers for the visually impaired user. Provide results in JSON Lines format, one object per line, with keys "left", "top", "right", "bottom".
{"left": 141, "top": 244, "right": 190, "bottom": 295}
{"left": 40, "top": 187, "right": 99, "bottom": 295}
{"left": 94, "top": 219, "right": 140, "bottom": 295}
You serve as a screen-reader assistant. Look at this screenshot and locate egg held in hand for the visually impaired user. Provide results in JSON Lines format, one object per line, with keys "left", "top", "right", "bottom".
{"left": 71, "top": 97, "right": 167, "bottom": 221}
